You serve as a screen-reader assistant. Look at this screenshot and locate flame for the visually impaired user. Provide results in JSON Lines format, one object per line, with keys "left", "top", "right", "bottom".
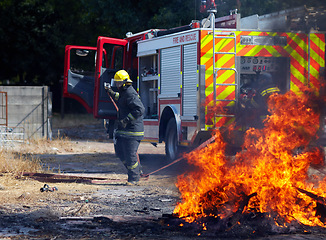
{"left": 174, "top": 88, "right": 326, "bottom": 227}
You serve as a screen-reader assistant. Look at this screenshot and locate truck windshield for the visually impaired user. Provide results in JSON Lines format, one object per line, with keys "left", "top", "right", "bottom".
{"left": 102, "top": 44, "right": 123, "bottom": 70}
{"left": 70, "top": 49, "right": 96, "bottom": 76}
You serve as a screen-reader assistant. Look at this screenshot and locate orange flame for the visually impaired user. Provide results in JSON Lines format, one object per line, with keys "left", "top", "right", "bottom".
{"left": 174, "top": 89, "right": 326, "bottom": 227}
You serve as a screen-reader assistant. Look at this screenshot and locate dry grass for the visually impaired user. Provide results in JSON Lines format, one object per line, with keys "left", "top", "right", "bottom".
{"left": 17, "top": 136, "right": 75, "bottom": 155}
{"left": 0, "top": 113, "right": 98, "bottom": 175}
{"left": 0, "top": 136, "right": 75, "bottom": 176}
{"left": 0, "top": 113, "right": 108, "bottom": 207}
{"left": 0, "top": 113, "right": 91, "bottom": 176}
{"left": 0, "top": 150, "right": 42, "bottom": 174}
{"left": 0, "top": 133, "right": 80, "bottom": 205}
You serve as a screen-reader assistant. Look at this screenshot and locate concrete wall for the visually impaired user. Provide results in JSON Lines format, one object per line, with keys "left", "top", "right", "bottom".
{"left": 0, "top": 86, "right": 52, "bottom": 140}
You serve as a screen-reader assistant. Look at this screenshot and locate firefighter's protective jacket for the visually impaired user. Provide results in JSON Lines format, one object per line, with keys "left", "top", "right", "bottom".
{"left": 240, "top": 81, "right": 280, "bottom": 128}
{"left": 113, "top": 85, "right": 145, "bottom": 140}
{"left": 250, "top": 83, "right": 280, "bottom": 115}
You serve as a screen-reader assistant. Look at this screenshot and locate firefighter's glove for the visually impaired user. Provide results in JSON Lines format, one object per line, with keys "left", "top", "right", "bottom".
{"left": 118, "top": 117, "right": 130, "bottom": 129}
{"left": 106, "top": 87, "right": 115, "bottom": 97}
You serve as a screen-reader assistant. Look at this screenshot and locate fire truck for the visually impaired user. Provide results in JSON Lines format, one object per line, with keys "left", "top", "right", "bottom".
{"left": 63, "top": 4, "right": 326, "bottom": 160}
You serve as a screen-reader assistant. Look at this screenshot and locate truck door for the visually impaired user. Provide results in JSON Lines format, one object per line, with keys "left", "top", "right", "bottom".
{"left": 63, "top": 45, "right": 98, "bottom": 113}
{"left": 94, "top": 37, "right": 128, "bottom": 118}
{"left": 63, "top": 37, "right": 128, "bottom": 119}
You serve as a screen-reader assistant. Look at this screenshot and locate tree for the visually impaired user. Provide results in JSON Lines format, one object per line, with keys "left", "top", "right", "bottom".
{"left": 0, "top": 0, "right": 56, "bottom": 84}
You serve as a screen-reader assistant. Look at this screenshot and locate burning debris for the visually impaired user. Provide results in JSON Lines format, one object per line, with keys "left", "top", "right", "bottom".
{"left": 173, "top": 88, "right": 326, "bottom": 234}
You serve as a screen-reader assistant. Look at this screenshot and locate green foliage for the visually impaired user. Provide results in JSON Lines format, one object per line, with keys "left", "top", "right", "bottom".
{"left": 0, "top": 0, "right": 55, "bottom": 84}
{"left": 0, "top": 0, "right": 97, "bottom": 85}
{"left": 82, "top": 0, "right": 201, "bottom": 38}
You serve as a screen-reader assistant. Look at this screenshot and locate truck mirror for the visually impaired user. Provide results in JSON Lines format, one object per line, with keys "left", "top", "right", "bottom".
{"left": 76, "top": 49, "right": 89, "bottom": 57}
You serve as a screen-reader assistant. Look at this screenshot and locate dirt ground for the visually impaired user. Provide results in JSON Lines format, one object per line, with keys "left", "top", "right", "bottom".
{"left": 2, "top": 119, "right": 326, "bottom": 239}
{"left": 0, "top": 121, "right": 198, "bottom": 240}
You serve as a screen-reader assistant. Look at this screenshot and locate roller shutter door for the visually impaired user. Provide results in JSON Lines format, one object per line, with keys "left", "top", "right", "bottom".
{"left": 182, "top": 43, "right": 197, "bottom": 117}
{"left": 160, "top": 47, "right": 181, "bottom": 97}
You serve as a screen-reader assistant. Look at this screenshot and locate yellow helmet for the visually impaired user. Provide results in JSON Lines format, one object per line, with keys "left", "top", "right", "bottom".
{"left": 113, "top": 70, "right": 132, "bottom": 83}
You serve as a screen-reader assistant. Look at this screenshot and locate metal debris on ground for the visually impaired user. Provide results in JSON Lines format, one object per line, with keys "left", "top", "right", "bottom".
{"left": 40, "top": 184, "right": 58, "bottom": 192}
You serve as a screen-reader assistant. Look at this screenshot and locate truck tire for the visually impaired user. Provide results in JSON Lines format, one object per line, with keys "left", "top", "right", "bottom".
{"left": 165, "top": 118, "right": 179, "bottom": 161}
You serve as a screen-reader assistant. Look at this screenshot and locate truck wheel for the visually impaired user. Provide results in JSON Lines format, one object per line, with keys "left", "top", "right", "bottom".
{"left": 165, "top": 119, "right": 179, "bottom": 161}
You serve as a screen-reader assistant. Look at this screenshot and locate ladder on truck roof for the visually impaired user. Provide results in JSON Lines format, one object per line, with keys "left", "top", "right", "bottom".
{"left": 212, "top": 28, "right": 238, "bottom": 122}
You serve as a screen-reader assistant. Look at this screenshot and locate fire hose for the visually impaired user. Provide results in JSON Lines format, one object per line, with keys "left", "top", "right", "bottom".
{"left": 140, "top": 134, "right": 216, "bottom": 178}
{"left": 105, "top": 83, "right": 216, "bottom": 179}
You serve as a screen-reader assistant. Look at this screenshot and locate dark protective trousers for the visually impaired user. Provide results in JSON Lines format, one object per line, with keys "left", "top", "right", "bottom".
{"left": 115, "top": 137, "right": 142, "bottom": 182}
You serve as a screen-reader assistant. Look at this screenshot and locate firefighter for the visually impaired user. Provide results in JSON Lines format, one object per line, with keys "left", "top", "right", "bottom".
{"left": 245, "top": 72, "right": 280, "bottom": 128}
{"left": 105, "top": 70, "right": 145, "bottom": 185}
